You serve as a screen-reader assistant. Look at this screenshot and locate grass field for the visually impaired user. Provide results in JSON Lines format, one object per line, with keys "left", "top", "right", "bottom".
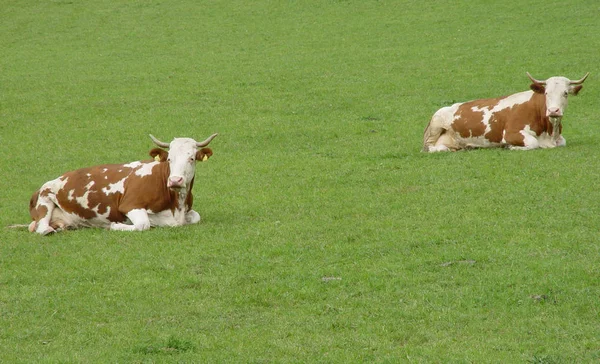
{"left": 1, "top": 0, "right": 600, "bottom": 362}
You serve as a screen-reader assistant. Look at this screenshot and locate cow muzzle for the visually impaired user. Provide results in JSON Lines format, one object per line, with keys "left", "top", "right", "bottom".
{"left": 547, "top": 107, "right": 563, "bottom": 118}
{"left": 167, "top": 176, "right": 185, "bottom": 189}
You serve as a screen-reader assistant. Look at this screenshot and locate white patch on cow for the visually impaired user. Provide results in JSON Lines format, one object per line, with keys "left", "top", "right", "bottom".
{"left": 148, "top": 209, "right": 179, "bottom": 227}
{"left": 41, "top": 176, "right": 69, "bottom": 193}
{"left": 104, "top": 176, "right": 108, "bottom": 179}
{"left": 91, "top": 205, "right": 110, "bottom": 221}
{"left": 76, "top": 190, "right": 92, "bottom": 209}
{"left": 85, "top": 181, "right": 95, "bottom": 189}
{"left": 493, "top": 90, "right": 533, "bottom": 111}
{"left": 428, "top": 145, "right": 450, "bottom": 153}
{"left": 68, "top": 189, "right": 75, "bottom": 201}
{"left": 102, "top": 178, "right": 125, "bottom": 195}
{"left": 135, "top": 161, "right": 158, "bottom": 177}
{"left": 458, "top": 135, "right": 503, "bottom": 149}
{"left": 123, "top": 161, "right": 142, "bottom": 169}
{"left": 102, "top": 168, "right": 108, "bottom": 173}
{"left": 86, "top": 173, "right": 91, "bottom": 178}
{"left": 127, "top": 209, "right": 151, "bottom": 230}
{"left": 440, "top": 104, "right": 462, "bottom": 128}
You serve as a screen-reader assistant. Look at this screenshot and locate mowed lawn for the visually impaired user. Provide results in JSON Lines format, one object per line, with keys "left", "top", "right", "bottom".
{"left": 1, "top": 0, "right": 600, "bottom": 362}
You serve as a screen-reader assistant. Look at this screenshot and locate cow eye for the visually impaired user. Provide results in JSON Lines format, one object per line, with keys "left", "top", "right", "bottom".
{"left": 189, "top": 157, "right": 195, "bottom": 162}
{"left": 563, "top": 91, "right": 568, "bottom": 97}
{"left": 167, "top": 158, "right": 171, "bottom": 162}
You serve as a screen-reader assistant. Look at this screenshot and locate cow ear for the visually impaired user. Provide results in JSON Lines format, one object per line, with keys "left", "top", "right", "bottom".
{"left": 571, "top": 85, "right": 583, "bottom": 96}
{"left": 530, "top": 83, "right": 545, "bottom": 94}
{"left": 196, "top": 148, "right": 213, "bottom": 162}
{"left": 149, "top": 148, "right": 168, "bottom": 162}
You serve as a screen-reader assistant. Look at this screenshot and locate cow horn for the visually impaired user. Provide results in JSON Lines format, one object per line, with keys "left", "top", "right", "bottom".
{"left": 196, "top": 133, "right": 218, "bottom": 147}
{"left": 570, "top": 72, "right": 589, "bottom": 85}
{"left": 149, "top": 134, "right": 170, "bottom": 148}
{"left": 526, "top": 72, "right": 546, "bottom": 85}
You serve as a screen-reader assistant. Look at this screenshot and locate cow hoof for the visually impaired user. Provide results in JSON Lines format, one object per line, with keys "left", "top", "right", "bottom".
{"left": 40, "top": 227, "right": 56, "bottom": 236}
{"left": 28, "top": 221, "right": 38, "bottom": 233}
{"left": 186, "top": 210, "right": 201, "bottom": 224}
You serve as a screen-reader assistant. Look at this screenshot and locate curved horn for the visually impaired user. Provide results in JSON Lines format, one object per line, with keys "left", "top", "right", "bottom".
{"left": 149, "top": 134, "right": 170, "bottom": 148}
{"left": 527, "top": 72, "right": 546, "bottom": 85}
{"left": 570, "top": 72, "right": 589, "bottom": 85}
{"left": 196, "top": 133, "right": 218, "bottom": 147}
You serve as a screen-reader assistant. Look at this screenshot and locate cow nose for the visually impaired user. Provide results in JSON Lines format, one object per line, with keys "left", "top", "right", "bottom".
{"left": 168, "top": 176, "right": 184, "bottom": 188}
{"left": 548, "top": 107, "right": 561, "bottom": 116}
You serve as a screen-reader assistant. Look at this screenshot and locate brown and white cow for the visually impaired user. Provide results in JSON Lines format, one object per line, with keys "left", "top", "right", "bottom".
{"left": 28, "top": 133, "right": 217, "bottom": 235}
{"left": 422, "top": 73, "right": 589, "bottom": 152}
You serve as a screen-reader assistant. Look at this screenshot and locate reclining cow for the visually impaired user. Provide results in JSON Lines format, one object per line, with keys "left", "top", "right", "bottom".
{"left": 423, "top": 72, "right": 589, "bottom": 152}
{"left": 28, "top": 133, "right": 217, "bottom": 235}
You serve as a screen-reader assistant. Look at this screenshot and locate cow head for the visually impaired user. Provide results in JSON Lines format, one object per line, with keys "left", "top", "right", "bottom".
{"left": 528, "top": 72, "right": 589, "bottom": 119}
{"left": 149, "top": 133, "right": 217, "bottom": 190}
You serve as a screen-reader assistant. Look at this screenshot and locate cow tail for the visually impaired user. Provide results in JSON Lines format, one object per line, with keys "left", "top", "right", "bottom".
{"left": 6, "top": 224, "right": 30, "bottom": 229}
{"left": 422, "top": 118, "right": 435, "bottom": 152}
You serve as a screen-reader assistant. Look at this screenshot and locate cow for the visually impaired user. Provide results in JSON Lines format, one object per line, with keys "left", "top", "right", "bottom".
{"left": 422, "top": 72, "right": 589, "bottom": 152}
{"left": 28, "top": 133, "right": 217, "bottom": 235}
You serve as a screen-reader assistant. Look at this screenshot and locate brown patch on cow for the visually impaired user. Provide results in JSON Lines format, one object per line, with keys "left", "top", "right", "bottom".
{"left": 150, "top": 148, "right": 168, "bottom": 162}
{"left": 29, "top": 190, "right": 40, "bottom": 221}
{"left": 501, "top": 129, "right": 525, "bottom": 146}
{"left": 185, "top": 178, "right": 195, "bottom": 211}
{"left": 118, "top": 162, "right": 176, "bottom": 215}
{"left": 30, "top": 188, "right": 52, "bottom": 222}
{"left": 452, "top": 97, "right": 503, "bottom": 138}
{"left": 196, "top": 148, "right": 213, "bottom": 161}
{"left": 530, "top": 83, "right": 545, "bottom": 94}
{"left": 32, "top": 204, "right": 48, "bottom": 223}
{"left": 500, "top": 92, "right": 549, "bottom": 146}
{"left": 54, "top": 164, "right": 138, "bottom": 222}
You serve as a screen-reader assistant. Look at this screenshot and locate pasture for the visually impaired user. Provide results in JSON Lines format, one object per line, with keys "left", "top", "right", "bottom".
{"left": 1, "top": 0, "right": 599, "bottom": 361}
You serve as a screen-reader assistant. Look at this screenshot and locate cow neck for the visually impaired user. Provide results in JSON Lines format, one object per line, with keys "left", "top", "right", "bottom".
{"left": 549, "top": 118, "right": 561, "bottom": 142}
{"left": 161, "top": 162, "right": 190, "bottom": 211}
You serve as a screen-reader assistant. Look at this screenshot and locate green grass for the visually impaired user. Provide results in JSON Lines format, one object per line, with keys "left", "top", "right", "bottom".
{"left": 1, "top": 0, "right": 600, "bottom": 362}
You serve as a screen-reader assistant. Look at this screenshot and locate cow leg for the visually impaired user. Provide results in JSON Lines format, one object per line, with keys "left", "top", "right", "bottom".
{"left": 423, "top": 114, "right": 447, "bottom": 152}
{"left": 504, "top": 130, "right": 540, "bottom": 150}
{"left": 110, "top": 208, "right": 151, "bottom": 231}
{"left": 185, "top": 210, "right": 201, "bottom": 224}
{"left": 28, "top": 221, "right": 38, "bottom": 233}
{"left": 423, "top": 108, "right": 460, "bottom": 152}
{"left": 33, "top": 192, "right": 58, "bottom": 235}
